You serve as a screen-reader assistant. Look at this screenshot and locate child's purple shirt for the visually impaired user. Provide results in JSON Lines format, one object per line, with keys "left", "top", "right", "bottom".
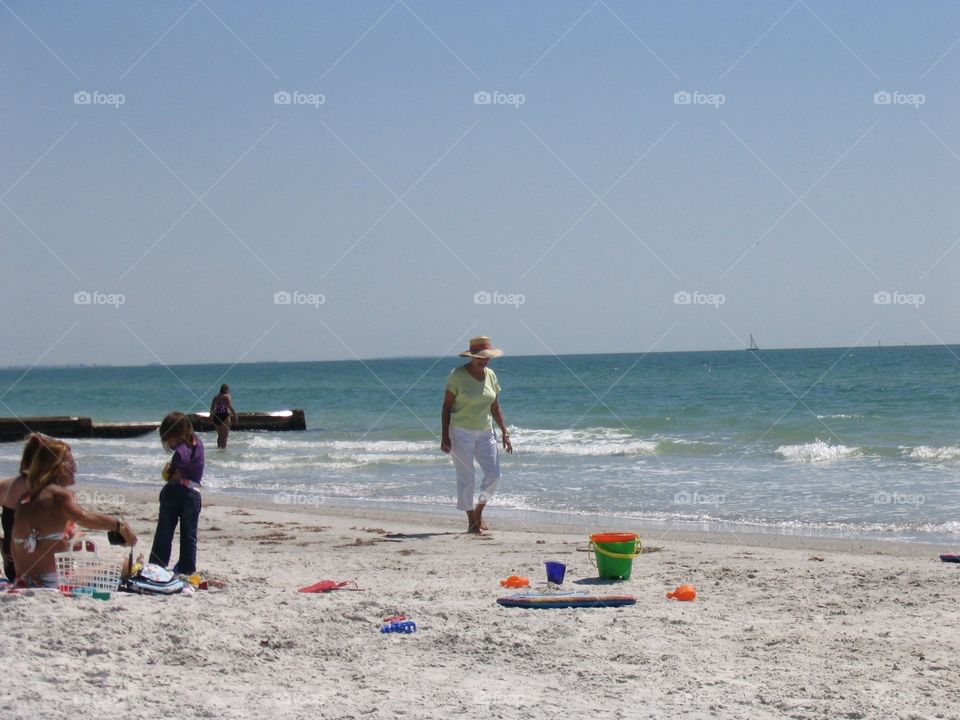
{"left": 170, "top": 439, "right": 204, "bottom": 484}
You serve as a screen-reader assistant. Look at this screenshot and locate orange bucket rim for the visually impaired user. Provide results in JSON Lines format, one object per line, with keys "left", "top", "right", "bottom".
{"left": 590, "top": 532, "right": 639, "bottom": 543}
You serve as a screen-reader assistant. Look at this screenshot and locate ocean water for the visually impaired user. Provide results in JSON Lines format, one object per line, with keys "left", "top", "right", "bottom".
{"left": 2, "top": 346, "right": 959, "bottom": 543}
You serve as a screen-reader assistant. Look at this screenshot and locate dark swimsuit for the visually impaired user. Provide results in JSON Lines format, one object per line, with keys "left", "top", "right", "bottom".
{"left": 212, "top": 398, "right": 230, "bottom": 424}
{"left": 2, "top": 506, "right": 14, "bottom": 581}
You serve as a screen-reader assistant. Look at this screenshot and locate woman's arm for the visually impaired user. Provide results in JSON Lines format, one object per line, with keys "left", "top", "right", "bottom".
{"left": 490, "top": 398, "right": 512, "bottom": 454}
{"left": 440, "top": 390, "right": 455, "bottom": 453}
{"left": 227, "top": 394, "right": 238, "bottom": 423}
{"left": 58, "top": 488, "right": 137, "bottom": 545}
{"left": 166, "top": 447, "right": 185, "bottom": 481}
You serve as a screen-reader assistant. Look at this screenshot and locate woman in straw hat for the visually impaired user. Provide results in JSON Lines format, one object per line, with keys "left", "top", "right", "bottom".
{"left": 441, "top": 336, "right": 513, "bottom": 533}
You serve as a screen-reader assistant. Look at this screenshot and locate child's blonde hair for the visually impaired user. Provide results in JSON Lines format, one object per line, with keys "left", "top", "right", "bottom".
{"left": 159, "top": 412, "right": 196, "bottom": 451}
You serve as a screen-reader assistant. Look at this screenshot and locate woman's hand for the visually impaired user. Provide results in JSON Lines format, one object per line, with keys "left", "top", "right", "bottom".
{"left": 501, "top": 432, "right": 513, "bottom": 454}
{"left": 118, "top": 519, "right": 138, "bottom": 547}
{"left": 440, "top": 435, "right": 451, "bottom": 453}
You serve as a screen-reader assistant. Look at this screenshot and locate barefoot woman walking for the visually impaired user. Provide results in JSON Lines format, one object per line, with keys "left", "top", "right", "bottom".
{"left": 441, "top": 336, "right": 513, "bottom": 533}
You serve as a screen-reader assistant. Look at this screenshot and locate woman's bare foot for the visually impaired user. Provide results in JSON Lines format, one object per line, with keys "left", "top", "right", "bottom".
{"left": 466, "top": 510, "right": 481, "bottom": 534}
{"left": 474, "top": 503, "right": 488, "bottom": 532}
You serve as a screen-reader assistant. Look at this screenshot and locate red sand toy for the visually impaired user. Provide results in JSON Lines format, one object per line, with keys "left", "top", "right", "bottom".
{"left": 298, "top": 580, "right": 362, "bottom": 593}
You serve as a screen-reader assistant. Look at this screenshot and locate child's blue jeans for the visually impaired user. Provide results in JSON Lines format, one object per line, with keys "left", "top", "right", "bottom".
{"left": 149, "top": 483, "right": 201, "bottom": 575}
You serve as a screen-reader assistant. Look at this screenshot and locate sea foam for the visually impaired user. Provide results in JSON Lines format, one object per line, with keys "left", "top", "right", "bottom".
{"left": 775, "top": 440, "right": 860, "bottom": 462}
{"left": 903, "top": 445, "right": 960, "bottom": 461}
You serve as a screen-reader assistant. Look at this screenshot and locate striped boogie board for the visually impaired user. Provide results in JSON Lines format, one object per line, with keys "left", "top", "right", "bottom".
{"left": 497, "top": 594, "right": 636, "bottom": 609}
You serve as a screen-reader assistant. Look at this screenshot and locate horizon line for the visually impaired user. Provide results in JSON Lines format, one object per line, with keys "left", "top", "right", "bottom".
{"left": 0, "top": 341, "right": 946, "bottom": 371}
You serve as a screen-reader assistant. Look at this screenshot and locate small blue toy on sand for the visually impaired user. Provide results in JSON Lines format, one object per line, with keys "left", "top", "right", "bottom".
{"left": 381, "top": 621, "right": 417, "bottom": 633}
{"left": 380, "top": 615, "right": 416, "bottom": 633}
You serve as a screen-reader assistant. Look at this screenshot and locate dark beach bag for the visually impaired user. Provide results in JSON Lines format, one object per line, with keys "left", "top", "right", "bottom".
{"left": 121, "top": 563, "right": 184, "bottom": 595}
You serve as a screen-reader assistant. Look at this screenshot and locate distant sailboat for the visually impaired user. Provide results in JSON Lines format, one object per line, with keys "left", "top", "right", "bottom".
{"left": 747, "top": 334, "right": 759, "bottom": 351}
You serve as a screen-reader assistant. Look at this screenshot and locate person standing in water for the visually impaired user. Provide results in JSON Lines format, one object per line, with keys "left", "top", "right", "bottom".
{"left": 209, "top": 384, "right": 238, "bottom": 449}
{"left": 441, "top": 336, "right": 512, "bottom": 534}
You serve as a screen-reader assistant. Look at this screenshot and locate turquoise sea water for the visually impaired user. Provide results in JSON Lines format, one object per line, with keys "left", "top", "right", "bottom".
{"left": 1, "top": 346, "right": 959, "bottom": 543}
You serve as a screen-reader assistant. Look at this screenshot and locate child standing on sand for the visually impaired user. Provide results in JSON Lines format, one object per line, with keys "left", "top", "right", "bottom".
{"left": 149, "top": 412, "right": 204, "bottom": 575}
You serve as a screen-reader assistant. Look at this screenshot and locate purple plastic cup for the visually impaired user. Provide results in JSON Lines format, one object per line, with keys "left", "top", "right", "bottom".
{"left": 545, "top": 561, "right": 566, "bottom": 584}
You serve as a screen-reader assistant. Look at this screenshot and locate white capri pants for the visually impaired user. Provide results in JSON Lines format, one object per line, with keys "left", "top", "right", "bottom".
{"left": 450, "top": 427, "right": 501, "bottom": 511}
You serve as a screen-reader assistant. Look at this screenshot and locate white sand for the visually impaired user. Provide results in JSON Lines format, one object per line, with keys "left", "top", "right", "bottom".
{"left": 1, "top": 485, "right": 957, "bottom": 720}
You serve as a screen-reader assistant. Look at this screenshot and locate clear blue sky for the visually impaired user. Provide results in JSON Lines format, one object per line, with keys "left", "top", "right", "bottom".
{"left": 2, "top": 1, "right": 959, "bottom": 366}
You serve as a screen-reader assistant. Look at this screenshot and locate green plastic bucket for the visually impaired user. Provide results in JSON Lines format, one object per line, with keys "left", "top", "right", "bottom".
{"left": 590, "top": 532, "right": 642, "bottom": 580}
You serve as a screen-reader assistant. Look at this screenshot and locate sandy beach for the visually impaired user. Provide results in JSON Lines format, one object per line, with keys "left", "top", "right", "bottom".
{"left": 0, "top": 484, "right": 957, "bottom": 720}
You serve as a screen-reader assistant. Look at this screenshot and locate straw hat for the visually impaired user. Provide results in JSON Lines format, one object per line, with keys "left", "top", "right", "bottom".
{"left": 459, "top": 336, "right": 504, "bottom": 359}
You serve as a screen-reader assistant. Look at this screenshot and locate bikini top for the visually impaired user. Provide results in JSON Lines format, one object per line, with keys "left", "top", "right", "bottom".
{"left": 13, "top": 487, "right": 69, "bottom": 552}
{"left": 13, "top": 528, "right": 65, "bottom": 552}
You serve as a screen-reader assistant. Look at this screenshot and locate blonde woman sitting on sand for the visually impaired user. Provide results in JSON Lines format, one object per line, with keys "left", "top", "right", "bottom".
{"left": 0, "top": 433, "right": 43, "bottom": 580}
{"left": 11, "top": 435, "right": 137, "bottom": 588}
